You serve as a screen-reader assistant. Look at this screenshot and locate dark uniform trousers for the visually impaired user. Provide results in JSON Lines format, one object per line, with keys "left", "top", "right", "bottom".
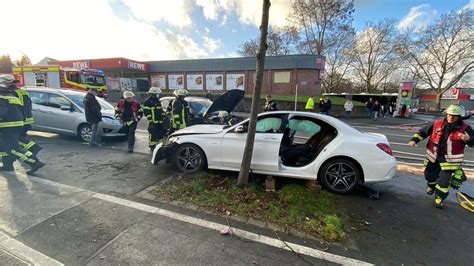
{"left": 424, "top": 158, "right": 455, "bottom": 200}
{"left": 19, "top": 125, "right": 41, "bottom": 155}
{"left": 1, "top": 127, "right": 38, "bottom": 167}
{"left": 148, "top": 123, "right": 166, "bottom": 149}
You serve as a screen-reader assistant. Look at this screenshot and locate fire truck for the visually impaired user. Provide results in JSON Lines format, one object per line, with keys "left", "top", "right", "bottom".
{"left": 12, "top": 66, "right": 107, "bottom": 95}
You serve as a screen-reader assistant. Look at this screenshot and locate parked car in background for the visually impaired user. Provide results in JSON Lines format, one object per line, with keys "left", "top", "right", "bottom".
{"left": 160, "top": 89, "right": 244, "bottom": 126}
{"left": 152, "top": 111, "right": 397, "bottom": 194}
{"left": 24, "top": 87, "right": 125, "bottom": 142}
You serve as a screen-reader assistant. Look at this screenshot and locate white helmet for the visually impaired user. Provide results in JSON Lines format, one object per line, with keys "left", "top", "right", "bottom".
{"left": 173, "top": 88, "right": 188, "bottom": 97}
{"left": 148, "top": 87, "right": 162, "bottom": 94}
{"left": 123, "top": 90, "right": 135, "bottom": 99}
{"left": 218, "top": 111, "right": 229, "bottom": 118}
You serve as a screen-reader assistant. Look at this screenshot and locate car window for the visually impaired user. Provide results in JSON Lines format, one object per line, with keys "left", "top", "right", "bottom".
{"left": 188, "top": 101, "right": 210, "bottom": 116}
{"left": 29, "top": 91, "right": 48, "bottom": 106}
{"left": 47, "top": 94, "right": 71, "bottom": 109}
{"left": 66, "top": 93, "right": 114, "bottom": 110}
{"left": 256, "top": 117, "right": 283, "bottom": 133}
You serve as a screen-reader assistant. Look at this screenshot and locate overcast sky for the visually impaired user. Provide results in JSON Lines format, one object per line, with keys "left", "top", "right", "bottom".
{"left": 1, "top": 0, "right": 473, "bottom": 64}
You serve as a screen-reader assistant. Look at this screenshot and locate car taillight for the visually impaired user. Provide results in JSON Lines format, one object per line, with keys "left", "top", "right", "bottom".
{"left": 377, "top": 143, "right": 393, "bottom": 156}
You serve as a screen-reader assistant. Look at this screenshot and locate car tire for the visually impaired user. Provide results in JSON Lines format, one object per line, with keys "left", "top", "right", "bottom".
{"left": 319, "top": 158, "right": 361, "bottom": 194}
{"left": 173, "top": 144, "right": 206, "bottom": 173}
{"left": 78, "top": 124, "right": 92, "bottom": 143}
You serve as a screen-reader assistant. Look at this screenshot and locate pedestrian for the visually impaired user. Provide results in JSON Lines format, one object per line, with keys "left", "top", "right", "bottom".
{"left": 318, "top": 98, "right": 328, "bottom": 115}
{"left": 6, "top": 75, "right": 42, "bottom": 155}
{"left": 344, "top": 99, "right": 353, "bottom": 118}
{"left": 169, "top": 89, "right": 190, "bottom": 134}
{"left": 0, "top": 75, "right": 45, "bottom": 174}
{"left": 408, "top": 104, "right": 474, "bottom": 208}
{"left": 366, "top": 98, "right": 374, "bottom": 118}
{"left": 264, "top": 94, "right": 278, "bottom": 112}
{"left": 372, "top": 100, "right": 381, "bottom": 121}
{"left": 325, "top": 98, "right": 332, "bottom": 116}
{"left": 305, "top": 96, "right": 314, "bottom": 112}
{"left": 143, "top": 87, "right": 166, "bottom": 152}
{"left": 115, "top": 91, "right": 143, "bottom": 153}
{"left": 83, "top": 88, "right": 102, "bottom": 146}
{"left": 400, "top": 104, "right": 407, "bottom": 118}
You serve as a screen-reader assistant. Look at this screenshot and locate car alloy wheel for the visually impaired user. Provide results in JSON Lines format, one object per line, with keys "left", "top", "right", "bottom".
{"left": 320, "top": 158, "right": 360, "bottom": 194}
{"left": 79, "top": 124, "right": 92, "bottom": 143}
{"left": 174, "top": 144, "right": 206, "bottom": 173}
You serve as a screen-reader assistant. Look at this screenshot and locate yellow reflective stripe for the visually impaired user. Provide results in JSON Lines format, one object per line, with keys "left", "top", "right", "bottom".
{"left": 435, "top": 184, "right": 449, "bottom": 193}
{"left": 413, "top": 133, "right": 424, "bottom": 141}
{"left": 0, "top": 121, "right": 24, "bottom": 128}
{"left": 142, "top": 106, "right": 152, "bottom": 110}
{"left": 24, "top": 117, "right": 34, "bottom": 124}
{"left": 0, "top": 96, "right": 22, "bottom": 105}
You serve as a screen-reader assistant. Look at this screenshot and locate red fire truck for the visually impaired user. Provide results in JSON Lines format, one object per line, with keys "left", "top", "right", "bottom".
{"left": 12, "top": 66, "right": 107, "bottom": 95}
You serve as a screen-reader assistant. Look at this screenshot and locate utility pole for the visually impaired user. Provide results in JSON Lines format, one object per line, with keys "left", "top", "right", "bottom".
{"left": 237, "top": 0, "right": 271, "bottom": 187}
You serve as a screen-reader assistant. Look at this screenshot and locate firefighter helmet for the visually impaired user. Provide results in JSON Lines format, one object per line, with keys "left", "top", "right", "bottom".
{"left": 0, "top": 74, "right": 19, "bottom": 84}
{"left": 218, "top": 111, "right": 229, "bottom": 118}
{"left": 123, "top": 90, "right": 135, "bottom": 99}
{"left": 445, "top": 104, "right": 465, "bottom": 116}
{"left": 173, "top": 89, "right": 188, "bottom": 97}
{"left": 148, "top": 87, "right": 162, "bottom": 94}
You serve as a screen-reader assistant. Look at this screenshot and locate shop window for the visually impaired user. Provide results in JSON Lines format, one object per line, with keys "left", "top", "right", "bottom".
{"left": 274, "top": 72, "right": 290, "bottom": 83}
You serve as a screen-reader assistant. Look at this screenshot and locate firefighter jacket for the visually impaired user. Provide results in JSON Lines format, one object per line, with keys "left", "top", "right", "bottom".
{"left": 115, "top": 99, "right": 143, "bottom": 126}
{"left": 0, "top": 89, "right": 24, "bottom": 128}
{"left": 305, "top": 97, "right": 314, "bottom": 110}
{"left": 264, "top": 100, "right": 277, "bottom": 112}
{"left": 143, "top": 96, "right": 165, "bottom": 125}
{"left": 411, "top": 119, "right": 474, "bottom": 166}
{"left": 171, "top": 97, "right": 189, "bottom": 129}
{"left": 13, "top": 88, "right": 33, "bottom": 125}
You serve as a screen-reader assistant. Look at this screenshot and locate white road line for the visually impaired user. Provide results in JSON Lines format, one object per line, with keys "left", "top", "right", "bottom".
{"left": 353, "top": 126, "right": 379, "bottom": 129}
{"left": 136, "top": 129, "right": 148, "bottom": 134}
{"left": 392, "top": 150, "right": 425, "bottom": 157}
{"left": 0, "top": 231, "right": 64, "bottom": 266}
{"left": 28, "top": 176, "right": 372, "bottom": 266}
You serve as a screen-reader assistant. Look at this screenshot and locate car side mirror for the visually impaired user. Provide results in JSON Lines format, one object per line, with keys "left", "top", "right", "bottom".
{"left": 234, "top": 125, "right": 245, "bottom": 133}
{"left": 60, "top": 105, "right": 71, "bottom": 111}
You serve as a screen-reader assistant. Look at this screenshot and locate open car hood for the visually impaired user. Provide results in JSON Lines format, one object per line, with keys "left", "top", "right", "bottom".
{"left": 204, "top": 89, "right": 244, "bottom": 117}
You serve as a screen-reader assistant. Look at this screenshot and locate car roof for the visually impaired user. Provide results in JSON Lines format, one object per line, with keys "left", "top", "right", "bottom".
{"left": 23, "top": 87, "right": 86, "bottom": 96}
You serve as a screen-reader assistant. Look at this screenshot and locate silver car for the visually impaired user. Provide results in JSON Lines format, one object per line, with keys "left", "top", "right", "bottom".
{"left": 24, "top": 87, "right": 125, "bottom": 142}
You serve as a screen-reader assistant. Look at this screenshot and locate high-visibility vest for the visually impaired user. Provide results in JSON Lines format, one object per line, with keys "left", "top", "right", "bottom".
{"left": 426, "top": 119, "right": 468, "bottom": 167}
{"left": 305, "top": 97, "right": 314, "bottom": 110}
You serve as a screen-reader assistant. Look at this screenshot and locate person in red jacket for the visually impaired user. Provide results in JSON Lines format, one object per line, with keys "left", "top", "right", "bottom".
{"left": 408, "top": 105, "right": 474, "bottom": 208}
{"left": 115, "top": 91, "right": 143, "bottom": 153}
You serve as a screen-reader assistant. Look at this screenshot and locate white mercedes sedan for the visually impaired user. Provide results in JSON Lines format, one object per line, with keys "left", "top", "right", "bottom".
{"left": 152, "top": 111, "right": 397, "bottom": 194}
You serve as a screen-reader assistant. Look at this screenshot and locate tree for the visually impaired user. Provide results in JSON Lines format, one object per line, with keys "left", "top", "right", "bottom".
{"left": 397, "top": 10, "right": 474, "bottom": 110}
{"left": 322, "top": 25, "right": 354, "bottom": 93}
{"left": 0, "top": 55, "right": 13, "bottom": 73}
{"left": 238, "top": 26, "right": 297, "bottom": 56}
{"left": 15, "top": 54, "right": 32, "bottom": 66}
{"left": 237, "top": 0, "right": 271, "bottom": 187}
{"left": 348, "top": 19, "right": 402, "bottom": 93}
{"left": 288, "top": 0, "right": 354, "bottom": 55}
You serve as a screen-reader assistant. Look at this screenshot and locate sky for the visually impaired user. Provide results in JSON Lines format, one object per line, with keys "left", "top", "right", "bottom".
{"left": 1, "top": 0, "right": 473, "bottom": 64}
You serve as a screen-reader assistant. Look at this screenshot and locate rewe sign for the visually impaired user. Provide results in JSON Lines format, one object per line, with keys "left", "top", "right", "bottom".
{"left": 128, "top": 60, "right": 146, "bottom": 71}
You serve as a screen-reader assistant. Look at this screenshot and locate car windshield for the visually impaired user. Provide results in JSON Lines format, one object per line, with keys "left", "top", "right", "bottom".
{"left": 65, "top": 93, "right": 114, "bottom": 110}
{"left": 81, "top": 74, "right": 106, "bottom": 86}
{"left": 188, "top": 99, "right": 212, "bottom": 116}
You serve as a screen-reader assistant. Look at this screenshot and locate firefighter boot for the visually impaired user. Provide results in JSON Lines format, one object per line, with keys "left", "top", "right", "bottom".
{"left": 0, "top": 156, "right": 15, "bottom": 172}
{"left": 426, "top": 186, "right": 435, "bottom": 195}
{"left": 434, "top": 196, "right": 444, "bottom": 209}
{"left": 27, "top": 161, "right": 45, "bottom": 175}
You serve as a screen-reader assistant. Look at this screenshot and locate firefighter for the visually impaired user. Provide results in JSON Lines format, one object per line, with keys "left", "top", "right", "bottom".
{"left": 408, "top": 104, "right": 474, "bottom": 208}
{"left": 217, "top": 111, "right": 239, "bottom": 126}
{"left": 115, "top": 91, "right": 143, "bottom": 153}
{"left": 0, "top": 76, "right": 45, "bottom": 173}
{"left": 169, "top": 89, "right": 190, "bottom": 134}
{"left": 264, "top": 94, "right": 277, "bottom": 112}
{"left": 305, "top": 96, "right": 314, "bottom": 112}
{"left": 143, "top": 87, "right": 166, "bottom": 152}
{"left": 6, "top": 75, "right": 42, "bottom": 155}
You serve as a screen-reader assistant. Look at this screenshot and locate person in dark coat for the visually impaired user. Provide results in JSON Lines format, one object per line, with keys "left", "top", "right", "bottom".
{"left": 83, "top": 88, "right": 102, "bottom": 146}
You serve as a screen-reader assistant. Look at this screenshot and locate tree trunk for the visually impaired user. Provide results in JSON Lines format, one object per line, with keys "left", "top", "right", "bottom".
{"left": 435, "top": 93, "right": 442, "bottom": 111}
{"left": 237, "top": 0, "right": 271, "bottom": 187}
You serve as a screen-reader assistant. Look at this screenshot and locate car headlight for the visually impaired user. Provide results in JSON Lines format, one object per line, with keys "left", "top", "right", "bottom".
{"left": 102, "top": 117, "right": 121, "bottom": 126}
{"left": 168, "top": 137, "right": 178, "bottom": 143}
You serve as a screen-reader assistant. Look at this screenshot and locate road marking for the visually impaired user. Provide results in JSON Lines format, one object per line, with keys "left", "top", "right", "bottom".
{"left": 28, "top": 176, "right": 372, "bottom": 266}
{"left": 389, "top": 142, "right": 410, "bottom": 146}
{"left": 136, "top": 129, "right": 148, "bottom": 134}
{"left": 353, "top": 125, "right": 379, "bottom": 129}
{"left": 0, "top": 231, "right": 64, "bottom": 266}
